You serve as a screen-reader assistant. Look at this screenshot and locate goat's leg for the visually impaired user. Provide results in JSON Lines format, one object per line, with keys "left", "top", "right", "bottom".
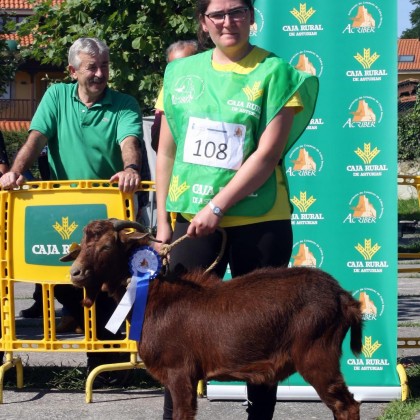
{"left": 165, "top": 373, "right": 198, "bottom": 420}
{"left": 295, "top": 352, "right": 360, "bottom": 420}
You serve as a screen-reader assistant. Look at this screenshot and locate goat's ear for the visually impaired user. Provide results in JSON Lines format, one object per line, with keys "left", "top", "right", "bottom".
{"left": 60, "top": 243, "right": 81, "bottom": 262}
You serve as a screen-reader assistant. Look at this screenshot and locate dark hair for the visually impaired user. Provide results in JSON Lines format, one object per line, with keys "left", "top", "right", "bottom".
{"left": 195, "top": 0, "right": 255, "bottom": 48}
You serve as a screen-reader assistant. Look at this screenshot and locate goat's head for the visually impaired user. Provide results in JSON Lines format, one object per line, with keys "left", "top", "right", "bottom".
{"left": 60, "top": 218, "right": 158, "bottom": 307}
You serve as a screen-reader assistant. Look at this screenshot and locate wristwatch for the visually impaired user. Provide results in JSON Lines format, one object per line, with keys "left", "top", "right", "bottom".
{"left": 208, "top": 200, "right": 224, "bottom": 218}
{"left": 124, "top": 164, "right": 140, "bottom": 172}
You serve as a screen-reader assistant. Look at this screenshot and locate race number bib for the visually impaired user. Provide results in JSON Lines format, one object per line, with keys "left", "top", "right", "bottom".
{"left": 183, "top": 117, "right": 246, "bottom": 170}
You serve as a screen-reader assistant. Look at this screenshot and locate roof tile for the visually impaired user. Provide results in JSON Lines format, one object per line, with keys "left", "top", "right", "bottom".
{"left": 0, "top": 121, "right": 30, "bottom": 132}
{"left": 398, "top": 39, "right": 420, "bottom": 71}
{"left": 0, "top": 0, "right": 63, "bottom": 9}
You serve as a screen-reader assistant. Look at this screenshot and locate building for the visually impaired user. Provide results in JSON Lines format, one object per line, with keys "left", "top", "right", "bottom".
{"left": 398, "top": 38, "right": 420, "bottom": 113}
{"left": 0, "top": 0, "right": 64, "bottom": 131}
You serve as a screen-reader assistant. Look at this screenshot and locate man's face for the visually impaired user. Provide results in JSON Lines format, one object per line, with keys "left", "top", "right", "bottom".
{"left": 69, "top": 52, "right": 109, "bottom": 99}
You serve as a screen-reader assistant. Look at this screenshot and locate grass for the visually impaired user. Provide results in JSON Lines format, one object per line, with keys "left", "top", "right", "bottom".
{"left": 378, "top": 363, "right": 420, "bottom": 420}
{"left": 399, "top": 199, "right": 420, "bottom": 221}
{"left": 399, "top": 199, "right": 420, "bottom": 253}
{"left": 3, "top": 364, "right": 161, "bottom": 391}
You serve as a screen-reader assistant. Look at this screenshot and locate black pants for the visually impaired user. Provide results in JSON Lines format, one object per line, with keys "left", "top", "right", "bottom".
{"left": 163, "top": 216, "right": 293, "bottom": 419}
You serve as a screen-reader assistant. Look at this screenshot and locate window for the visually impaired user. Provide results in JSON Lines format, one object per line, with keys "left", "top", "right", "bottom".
{"left": 0, "top": 83, "right": 11, "bottom": 100}
{"left": 398, "top": 55, "right": 415, "bottom": 62}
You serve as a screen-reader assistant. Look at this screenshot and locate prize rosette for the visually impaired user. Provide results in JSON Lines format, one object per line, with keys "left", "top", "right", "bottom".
{"left": 129, "top": 246, "right": 162, "bottom": 279}
{"left": 106, "top": 246, "right": 162, "bottom": 341}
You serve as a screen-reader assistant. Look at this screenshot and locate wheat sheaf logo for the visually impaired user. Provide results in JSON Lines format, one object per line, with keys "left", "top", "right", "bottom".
{"left": 291, "top": 191, "right": 316, "bottom": 212}
{"left": 168, "top": 175, "right": 190, "bottom": 202}
{"left": 53, "top": 217, "right": 78, "bottom": 240}
{"left": 362, "top": 336, "right": 382, "bottom": 358}
{"left": 242, "top": 82, "right": 263, "bottom": 102}
{"left": 290, "top": 3, "right": 316, "bottom": 24}
{"left": 355, "top": 143, "right": 380, "bottom": 164}
{"left": 355, "top": 239, "right": 381, "bottom": 260}
{"left": 354, "top": 48, "right": 380, "bottom": 69}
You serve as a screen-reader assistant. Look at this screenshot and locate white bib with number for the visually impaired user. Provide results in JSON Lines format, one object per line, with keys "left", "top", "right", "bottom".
{"left": 183, "top": 117, "right": 246, "bottom": 170}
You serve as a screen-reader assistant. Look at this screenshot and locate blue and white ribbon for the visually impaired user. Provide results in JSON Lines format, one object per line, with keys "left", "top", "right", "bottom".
{"left": 105, "top": 246, "right": 161, "bottom": 341}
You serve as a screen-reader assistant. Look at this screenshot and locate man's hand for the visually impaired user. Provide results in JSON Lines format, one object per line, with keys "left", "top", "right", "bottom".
{"left": 0, "top": 172, "right": 26, "bottom": 190}
{"left": 109, "top": 168, "right": 140, "bottom": 193}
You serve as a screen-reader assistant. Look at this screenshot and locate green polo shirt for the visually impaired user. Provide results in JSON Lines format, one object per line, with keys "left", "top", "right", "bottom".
{"left": 30, "top": 82, "right": 143, "bottom": 180}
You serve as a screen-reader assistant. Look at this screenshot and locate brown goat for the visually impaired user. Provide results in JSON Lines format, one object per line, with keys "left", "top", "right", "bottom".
{"left": 62, "top": 219, "right": 363, "bottom": 420}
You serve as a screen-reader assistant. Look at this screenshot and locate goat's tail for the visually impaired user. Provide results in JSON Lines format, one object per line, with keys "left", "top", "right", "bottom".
{"left": 342, "top": 293, "right": 363, "bottom": 356}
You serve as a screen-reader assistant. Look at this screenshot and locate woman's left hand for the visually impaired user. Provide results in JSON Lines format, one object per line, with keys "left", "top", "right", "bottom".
{"left": 187, "top": 205, "right": 221, "bottom": 238}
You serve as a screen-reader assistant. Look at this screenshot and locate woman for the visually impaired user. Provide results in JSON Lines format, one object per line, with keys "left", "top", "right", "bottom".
{"left": 155, "top": 0, "right": 318, "bottom": 418}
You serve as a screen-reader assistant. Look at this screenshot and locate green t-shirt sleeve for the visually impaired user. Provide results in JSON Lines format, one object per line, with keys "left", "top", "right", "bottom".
{"left": 116, "top": 95, "right": 144, "bottom": 145}
{"left": 29, "top": 84, "right": 59, "bottom": 139}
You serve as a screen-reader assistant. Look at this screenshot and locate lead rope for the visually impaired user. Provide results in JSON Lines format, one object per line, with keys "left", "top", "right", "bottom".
{"left": 158, "top": 227, "right": 227, "bottom": 274}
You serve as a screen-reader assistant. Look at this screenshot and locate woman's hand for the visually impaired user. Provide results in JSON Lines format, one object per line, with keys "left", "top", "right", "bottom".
{"left": 154, "top": 219, "right": 173, "bottom": 253}
{"left": 187, "top": 204, "right": 221, "bottom": 238}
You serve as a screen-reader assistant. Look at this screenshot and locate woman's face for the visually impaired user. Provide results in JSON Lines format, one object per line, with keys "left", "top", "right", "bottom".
{"left": 200, "top": 0, "right": 254, "bottom": 52}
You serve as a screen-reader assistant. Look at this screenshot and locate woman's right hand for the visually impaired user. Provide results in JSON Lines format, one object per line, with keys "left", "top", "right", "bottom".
{"left": 154, "top": 219, "right": 173, "bottom": 253}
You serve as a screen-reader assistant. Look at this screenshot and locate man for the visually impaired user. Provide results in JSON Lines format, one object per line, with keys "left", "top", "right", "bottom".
{"left": 150, "top": 40, "right": 198, "bottom": 152}
{"left": 0, "top": 37, "right": 150, "bottom": 382}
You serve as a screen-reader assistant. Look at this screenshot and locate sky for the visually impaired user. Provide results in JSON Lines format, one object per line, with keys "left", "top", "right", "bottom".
{"left": 399, "top": 0, "right": 416, "bottom": 35}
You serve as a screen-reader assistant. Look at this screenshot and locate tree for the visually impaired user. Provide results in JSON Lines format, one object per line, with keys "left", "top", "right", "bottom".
{"left": 398, "top": 92, "right": 420, "bottom": 161}
{"left": 400, "top": 0, "right": 420, "bottom": 39}
{"left": 0, "top": 10, "right": 22, "bottom": 97}
{"left": 16, "top": 0, "right": 197, "bottom": 114}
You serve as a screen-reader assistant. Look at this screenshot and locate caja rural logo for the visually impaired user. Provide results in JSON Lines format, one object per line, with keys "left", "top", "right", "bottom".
{"left": 226, "top": 81, "right": 263, "bottom": 119}
{"left": 283, "top": 3, "right": 323, "bottom": 36}
{"left": 347, "top": 238, "right": 389, "bottom": 273}
{"left": 291, "top": 191, "right": 324, "bottom": 226}
{"left": 346, "top": 142, "right": 388, "bottom": 177}
{"left": 286, "top": 144, "right": 324, "bottom": 177}
{"left": 25, "top": 204, "right": 107, "bottom": 266}
{"left": 343, "top": 96, "right": 383, "bottom": 129}
{"left": 343, "top": 2, "right": 383, "bottom": 34}
{"left": 31, "top": 217, "right": 78, "bottom": 256}
{"left": 289, "top": 239, "right": 324, "bottom": 268}
{"left": 352, "top": 288, "right": 385, "bottom": 322}
{"left": 346, "top": 47, "right": 388, "bottom": 82}
{"left": 347, "top": 336, "right": 390, "bottom": 372}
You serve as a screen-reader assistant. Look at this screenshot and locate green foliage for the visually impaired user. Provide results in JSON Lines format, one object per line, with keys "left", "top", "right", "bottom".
{"left": 2, "top": 130, "right": 42, "bottom": 178}
{"left": 398, "top": 198, "right": 420, "bottom": 221}
{"left": 400, "top": 0, "right": 420, "bottom": 39}
{"left": 398, "top": 96, "right": 420, "bottom": 161}
{"left": 0, "top": 10, "right": 22, "bottom": 96}
{"left": 2, "top": 130, "right": 27, "bottom": 161}
{"left": 16, "top": 0, "right": 197, "bottom": 114}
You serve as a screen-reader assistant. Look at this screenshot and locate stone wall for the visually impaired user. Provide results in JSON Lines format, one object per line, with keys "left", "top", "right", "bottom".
{"left": 399, "top": 160, "right": 420, "bottom": 200}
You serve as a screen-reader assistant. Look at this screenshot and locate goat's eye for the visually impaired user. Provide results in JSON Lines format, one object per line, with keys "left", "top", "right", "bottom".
{"left": 99, "top": 245, "right": 112, "bottom": 253}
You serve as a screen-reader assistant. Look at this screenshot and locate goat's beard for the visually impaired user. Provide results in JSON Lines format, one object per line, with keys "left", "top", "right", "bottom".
{"left": 80, "top": 282, "right": 102, "bottom": 308}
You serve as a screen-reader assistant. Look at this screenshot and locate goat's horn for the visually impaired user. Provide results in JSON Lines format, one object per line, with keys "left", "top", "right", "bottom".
{"left": 110, "top": 219, "right": 148, "bottom": 232}
{"left": 109, "top": 219, "right": 161, "bottom": 243}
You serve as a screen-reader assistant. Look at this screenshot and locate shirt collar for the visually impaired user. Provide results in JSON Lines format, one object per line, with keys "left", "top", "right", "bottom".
{"left": 72, "top": 82, "right": 112, "bottom": 107}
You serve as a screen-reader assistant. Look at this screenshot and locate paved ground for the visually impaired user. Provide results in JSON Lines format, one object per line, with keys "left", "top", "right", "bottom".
{"left": 2, "top": 265, "right": 420, "bottom": 419}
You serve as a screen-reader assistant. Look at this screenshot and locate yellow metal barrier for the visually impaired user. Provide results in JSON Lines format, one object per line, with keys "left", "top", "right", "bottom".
{"left": 0, "top": 180, "right": 154, "bottom": 403}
